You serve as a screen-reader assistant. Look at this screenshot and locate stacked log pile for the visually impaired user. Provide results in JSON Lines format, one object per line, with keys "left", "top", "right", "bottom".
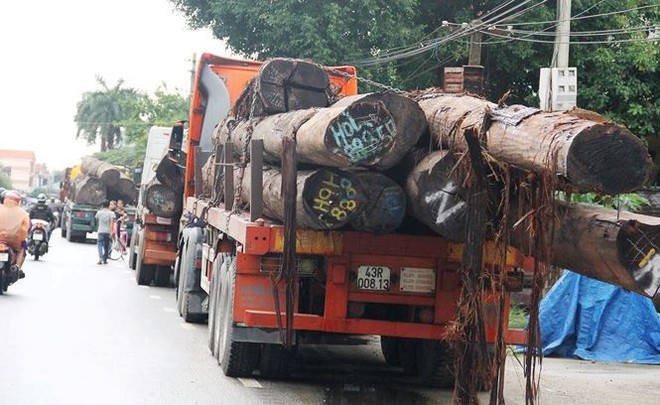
{"left": 202, "top": 58, "right": 658, "bottom": 298}
{"left": 69, "top": 157, "right": 137, "bottom": 205}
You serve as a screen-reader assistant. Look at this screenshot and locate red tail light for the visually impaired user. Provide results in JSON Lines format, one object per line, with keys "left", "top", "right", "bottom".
{"left": 76, "top": 212, "right": 87, "bottom": 218}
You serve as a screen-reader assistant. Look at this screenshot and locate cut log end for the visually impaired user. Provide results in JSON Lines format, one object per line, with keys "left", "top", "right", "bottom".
{"left": 351, "top": 171, "right": 406, "bottom": 234}
{"left": 258, "top": 59, "right": 330, "bottom": 114}
{"left": 324, "top": 101, "right": 397, "bottom": 166}
{"left": 145, "top": 184, "right": 182, "bottom": 218}
{"left": 566, "top": 124, "right": 651, "bottom": 194}
{"left": 301, "top": 169, "right": 362, "bottom": 229}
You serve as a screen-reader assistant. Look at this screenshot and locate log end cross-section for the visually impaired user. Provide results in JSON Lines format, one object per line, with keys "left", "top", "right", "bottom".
{"left": 301, "top": 168, "right": 363, "bottom": 230}
{"left": 324, "top": 101, "right": 397, "bottom": 166}
{"left": 566, "top": 123, "right": 652, "bottom": 194}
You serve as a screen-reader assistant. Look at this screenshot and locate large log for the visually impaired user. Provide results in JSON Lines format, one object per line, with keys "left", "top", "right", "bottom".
{"left": 237, "top": 166, "right": 364, "bottom": 230}
{"left": 404, "top": 150, "right": 468, "bottom": 241}
{"left": 417, "top": 93, "right": 651, "bottom": 194}
{"left": 81, "top": 156, "right": 121, "bottom": 186}
{"left": 217, "top": 92, "right": 426, "bottom": 170}
{"left": 234, "top": 58, "right": 330, "bottom": 119}
{"left": 350, "top": 170, "right": 406, "bottom": 233}
{"left": 143, "top": 178, "right": 182, "bottom": 218}
{"left": 107, "top": 173, "right": 137, "bottom": 205}
{"left": 72, "top": 175, "right": 106, "bottom": 205}
{"left": 513, "top": 204, "right": 660, "bottom": 299}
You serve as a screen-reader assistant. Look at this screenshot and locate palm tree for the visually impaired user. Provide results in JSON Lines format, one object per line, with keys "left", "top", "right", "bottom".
{"left": 74, "top": 77, "right": 144, "bottom": 152}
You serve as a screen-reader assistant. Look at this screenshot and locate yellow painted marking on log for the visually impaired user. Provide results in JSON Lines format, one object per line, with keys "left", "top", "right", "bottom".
{"left": 638, "top": 248, "right": 656, "bottom": 268}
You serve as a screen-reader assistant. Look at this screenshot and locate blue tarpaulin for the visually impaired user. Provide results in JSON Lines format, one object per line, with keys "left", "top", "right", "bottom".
{"left": 540, "top": 270, "right": 660, "bottom": 364}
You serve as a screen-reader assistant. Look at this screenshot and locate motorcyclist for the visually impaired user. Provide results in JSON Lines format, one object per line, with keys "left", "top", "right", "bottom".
{"left": 0, "top": 190, "right": 30, "bottom": 270}
{"left": 29, "top": 193, "right": 55, "bottom": 242}
{"left": 0, "top": 187, "right": 6, "bottom": 204}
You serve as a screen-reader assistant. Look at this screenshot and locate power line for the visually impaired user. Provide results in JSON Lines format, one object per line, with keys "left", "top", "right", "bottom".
{"left": 482, "top": 29, "right": 660, "bottom": 45}
{"left": 348, "top": 0, "right": 546, "bottom": 66}
{"left": 501, "top": 3, "right": 660, "bottom": 27}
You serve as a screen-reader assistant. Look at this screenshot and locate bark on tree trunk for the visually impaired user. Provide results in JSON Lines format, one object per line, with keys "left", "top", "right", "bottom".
{"left": 81, "top": 156, "right": 121, "bottom": 186}
{"left": 349, "top": 170, "right": 406, "bottom": 233}
{"left": 143, "top": 178, "right": 182, "bottom": 218}
{"left": 417, "top": 93, "right": 651, "bottom": 194}
{"left": 234, "top": 58, "right": 330, "bottom": 119}
{"left": 72, "top": 175, "right": 106, "bottom": 205}
{"left": 511, "top": 203, "right": 660, "bottom": 298}
{"left": 217, "top": 92, "right": 426, "bottom": 170}
{"left": 106, "top": 173, "right": 137, "bottom": 205}
{"left": 404, "top": 150, "right": 468, "bottom": 241}
{"left": 237, "top": 166, "right": 364, "bottom": 230}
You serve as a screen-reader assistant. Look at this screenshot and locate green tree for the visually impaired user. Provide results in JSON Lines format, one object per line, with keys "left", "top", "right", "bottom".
{"left": 170, "top": 0, "right": 659, "bottom": 145}
{"left": 93, "top": 85, "right": 189, "bottom": 169}
{"left": 74, "top": 77, "right": 145, "bottom": 152}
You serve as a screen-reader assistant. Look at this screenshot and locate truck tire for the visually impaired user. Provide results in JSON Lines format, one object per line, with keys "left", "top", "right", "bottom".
{"left": 208, "top": 254, "right": 225, "bottom": 356}
{"left": 259, "top": 344, "right": 294, "bottom": 379}
{"left": 380, "top": 336, "right": 401, "bottom": 367}
{"left": 177, "top": 228, "right": 207, "bottom": 323}
{"left": 399, "top": 338, "right": 418, "bottom": 375}
{"left": 128, "top": 227, "right": 138, "bottom": 270}
{"left": 135, "top": 243, "right": 155, "bottom": 285}
{"left": 218, "top": 255, "right": 259, "bottom": 377}
{"left": 154, "top": 265, "right": 171, "bottom": 287}
{"left": 66, "top": 220, "right": 74, "bottom": 243}
{"left": 416, "top": 340, "right": 455, "bottom": 388}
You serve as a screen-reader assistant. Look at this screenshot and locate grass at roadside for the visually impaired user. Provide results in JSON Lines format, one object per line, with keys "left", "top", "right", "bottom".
{"left": 509, "top": 305, "right": 529, "bottom": 329}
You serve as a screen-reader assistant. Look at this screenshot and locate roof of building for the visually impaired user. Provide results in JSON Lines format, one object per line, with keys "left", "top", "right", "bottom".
{"left": 0, "top": 149, "right": 36, "bottom": 160}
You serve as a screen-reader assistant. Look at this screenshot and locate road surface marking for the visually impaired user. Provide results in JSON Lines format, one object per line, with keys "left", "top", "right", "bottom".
{"left": 149, "top": 295, "right": 162, "bottom": 300}
{"left": 238, "top": 378, "right": 263, "bottom": 388}
{"left": 163, "top": 307, "right": 177, "bottom": 313}
{"left": 180, "top": 323, "right": 194, "bottom": 330}
{"left": 123, "top": 270, "right": 132, "bottom": 274}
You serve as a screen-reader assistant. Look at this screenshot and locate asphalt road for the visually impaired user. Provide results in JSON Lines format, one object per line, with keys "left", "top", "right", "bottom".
{"left": 1, "top": 235, "right": 659, "bottom": 405}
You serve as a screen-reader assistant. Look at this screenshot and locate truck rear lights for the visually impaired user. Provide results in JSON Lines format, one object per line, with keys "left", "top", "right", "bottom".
{"left": 75, "top": 212, "right": 88, "bottom": 218}
{"left": 347, "top": 302, "right": 365, "bottom": 318}
{"left": 417, "top": 308, "right": 435, "bottom": 323}
{"left": 259, "top": 254, "right": 320, "bottom": 276}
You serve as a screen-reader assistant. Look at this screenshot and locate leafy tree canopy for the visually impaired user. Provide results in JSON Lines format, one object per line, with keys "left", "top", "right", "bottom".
{"left": 171, "top": 0, "right": 659, "bottom": 142}
{"left": 87, "top": 84, "right": 190, "bottom": 169}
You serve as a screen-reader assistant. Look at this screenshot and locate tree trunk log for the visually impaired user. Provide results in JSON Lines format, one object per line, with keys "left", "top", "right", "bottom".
{"left": 72, "top": 175, "right": 106, "bottom": 205}
{"left": 417, "top": 93, "right": 651, "bottom": 194}
{"left": 218, "top": 92, "right": 425, "bottom": 170}
{"left": 512, "top": 203, "right": 660, "bottom": 299}
{"left": 350, "top": 170, "right": 406, "bottom": 233}
{"left": 155, "top": 154, "right": 184, "bottom": 193}
{"left": 81, "top": 156, "right": 121, "bottom": 187}
{"left": 238, "top": 166, "right": 363, "bottom": 230}
{"left": 143, "top": 178, "right": 182, "bottom": 218}
{"left": 404, "top": 150, "right": 467, "bottom": 241}
{"left": 107, "top": 173, "right": 137, "bottom": 205}
{"left": 234, "top": 58, "right": 330, "bottom": 119}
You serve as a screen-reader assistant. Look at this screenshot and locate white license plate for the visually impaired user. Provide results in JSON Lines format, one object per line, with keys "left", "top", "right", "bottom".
{"left": 357, "top": 266, "right": 390, "bottom": 291}
{"left": 400, "top": 267, "right": 436, "bottom": 293}
{"left": 0, "top": 252, "right": 8, "bottom": 262}
{"left": 33, "top": 233, "right": 44, "bottom": 241}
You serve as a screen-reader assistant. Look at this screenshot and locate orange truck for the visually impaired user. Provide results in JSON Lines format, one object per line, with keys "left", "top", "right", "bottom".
{"left": 173, "top": 53, "right": 524, "bottom": 385}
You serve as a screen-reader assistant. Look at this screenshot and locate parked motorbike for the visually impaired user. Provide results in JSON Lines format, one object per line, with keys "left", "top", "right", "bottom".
{"left": 28, "top": 219, "right": 50, "bottom": 261}
{"left": 0, "top": 241, "right": 24, "bottom": 294}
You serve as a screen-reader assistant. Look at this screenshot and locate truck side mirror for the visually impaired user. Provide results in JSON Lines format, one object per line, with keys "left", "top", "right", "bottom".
{"left": 133, "top": 167, "right": 143, "bottom": 185}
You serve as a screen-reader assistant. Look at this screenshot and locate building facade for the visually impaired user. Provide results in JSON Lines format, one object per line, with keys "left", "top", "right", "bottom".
{"left": 0, "top": 149, "right": 36, "bottom": 191}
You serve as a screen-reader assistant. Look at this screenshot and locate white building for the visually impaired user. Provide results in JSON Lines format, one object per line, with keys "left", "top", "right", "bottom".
{"left": 0, "top": 149, "right": 36, "bottom": 191}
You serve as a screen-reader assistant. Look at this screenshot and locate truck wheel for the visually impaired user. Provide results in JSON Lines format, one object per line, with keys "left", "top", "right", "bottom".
{"left": 135, "top": 244, "right": 155, "bottom": 285}
{"left": 259, "top": 344, "right": 294, "bottom": 379}
{"left": 177, "top": 229, "right": 207, "bottom": 323}
{"left": 208, "top": 255, "right": 225, "bottom": 356}
{"left": 154, "top": 265, "right": 171, "bottom": 287}
{"left": 380, "top": 336, "right": 401, "bottom": 367}
{"left": 399, "top": 339, "right": 418, "bottom": 375}
{"left": 128, "top": 228, "right": 138, "bottom": 270}
{"left": 416, "top": 340, "right": 455, "bottom": 388}
{"left": 218, "top": 255, "right": 259, "bottom": 377}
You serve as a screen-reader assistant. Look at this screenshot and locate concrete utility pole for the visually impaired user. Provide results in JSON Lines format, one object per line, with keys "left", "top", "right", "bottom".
{"left": 553, "top": 0, "right": 572, "bottom": 68}
{"left": 468, "top": 20, "right": 483, "bottom": 65}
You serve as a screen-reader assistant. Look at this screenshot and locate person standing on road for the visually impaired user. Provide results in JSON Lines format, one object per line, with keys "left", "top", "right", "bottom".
{"left": 95, "top": 200, "right": 115, "bottom": 265}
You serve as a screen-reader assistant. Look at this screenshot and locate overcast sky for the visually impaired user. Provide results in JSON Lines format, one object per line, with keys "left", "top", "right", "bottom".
{"left": 0, "top": 0, "right": 231, "bottom": 171}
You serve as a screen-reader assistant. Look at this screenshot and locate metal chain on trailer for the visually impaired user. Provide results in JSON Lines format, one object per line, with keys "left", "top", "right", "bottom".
{"left": 325, "top": 67, "right": 406, "bottom": 95}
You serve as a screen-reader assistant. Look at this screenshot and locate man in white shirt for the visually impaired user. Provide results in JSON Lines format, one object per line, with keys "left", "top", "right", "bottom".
{"left": 95, "top": 200, "right": 115, "bottom": 265}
